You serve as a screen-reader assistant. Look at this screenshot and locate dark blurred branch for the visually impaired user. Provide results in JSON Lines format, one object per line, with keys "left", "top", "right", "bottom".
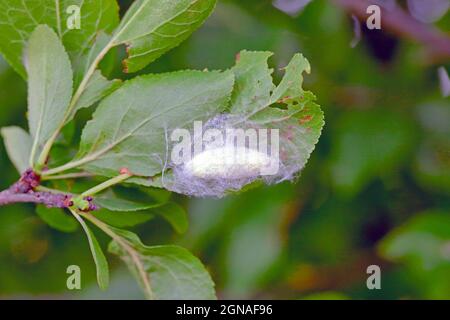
{"left": 229, "top": 0, "right": 450, "bottom": 64}
{"left": 333, "top": 0, "right": 450, "bottom": 63}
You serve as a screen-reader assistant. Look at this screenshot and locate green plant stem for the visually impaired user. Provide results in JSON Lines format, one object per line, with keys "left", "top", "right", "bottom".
{"left": 41, "top": 152, "right": 101, "bottom": 176}
{"left": 41, "top": 171, "right": 94, "bottom": 181}
{"left": 72, "top": 210, "right": 154, "bottom": 300}
{"left": 35, "top": 41, "right": 114, "bottom": 172}
{"left": 55, "top": 0, "right": 62, "bottom": 38}
{"left": 80, "top": 173, "right": 132, "bottom": 197}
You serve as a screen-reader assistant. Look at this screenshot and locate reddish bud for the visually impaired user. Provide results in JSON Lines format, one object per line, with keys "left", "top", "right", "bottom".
{"left": 119, "top": 167, "right": 131, "bottom": 175}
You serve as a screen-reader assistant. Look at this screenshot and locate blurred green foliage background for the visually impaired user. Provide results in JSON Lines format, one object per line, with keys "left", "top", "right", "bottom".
{"left": 0, "top": 0, "right": 449, "bottom": 299}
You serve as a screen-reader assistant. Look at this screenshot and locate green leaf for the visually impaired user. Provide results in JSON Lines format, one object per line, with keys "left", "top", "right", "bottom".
{"left": 379, "top": 211, "right": 450, "bottom": 271}
{"left": 250, "top": 91, "right": 316, "bottom": 124}
{"left": 89, "top": 187, "right": 173, "bottom": 229}
{"left": 93, "top": 192, "right": 161, "bottom": 227}
{"left": 36, "top": 207, "right": 78, "bottom": 233}
{"left": 270, "top": 53, "right": 311, "bottom": 103}
{"left": 0, "top": 0, "right": 119, "bottom": 78}
{"left": 95, "top": 195, "right": 162, "bottom": 212}
{"left": 1, "top": 126, "right": 32, "bottom": 173}
{"left": 229, "top": 50, "right": 274, "bottom": 114}
{"left": 277, "top": 101, "right": 325, "bottom": 169}
{"left": 111, "top": 0, "right": 216, "bottom": 73}
{"left": 61, "top": 0, "right": 119, "bottom": 56}
{"left": 113, "top": 185, "right": 172, "bottom": 205}
{"left": 71, "top": 31, "right": 121, "bottom": 106}
{"left": 93, "top": 197, "right": 187, "bottom": 231}
{"left": 108, "top": 229, "right": 216, "bottom": 299}
{"left": 73, "top": 32, "right": 111, "bottom": 85}
{"left": 152, "top": 202, "right": 189, "bottom": 234}
{"left": 74, "top": 213, "right": 110, "bottom": 290}
{"left": 77, "top": 70, "right": 234, "bottom": 179}
{"left": 27, "top": 25, "right": 73, "bottom": 165}
{"left": 227, "top": 51, "right": 323, "bottom": 176}
{"left": 250, "top": 54, "right": 314, "bottom": 122}
{"left": 70, "top": 32, "right": 121, "bottom": 125}
{"left": 93, "top": 209, "right": 155, "bottom": 228}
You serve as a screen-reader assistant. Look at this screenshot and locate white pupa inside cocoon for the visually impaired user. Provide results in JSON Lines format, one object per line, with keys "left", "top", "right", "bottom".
{"left": 163, "top": 114, "right": 301, "bottom": 198}
{"left": 184, "top": 145, "right": 276, "bottom": 179}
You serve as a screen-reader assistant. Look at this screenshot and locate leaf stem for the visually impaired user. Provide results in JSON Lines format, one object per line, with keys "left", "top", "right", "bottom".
{"left": 80, "top": 173, "right": 132, "bottom": 197}
{"left": 75, "top": 210, "right": 154, "bottom": 299}
{"left": 41, "top": 156, "right": 96, "bottom": 176}
{"left": 41, "top": 171, "right": 95, "bottom": 181}
{"left": 55, "top": 0, "right": 62, "bottom": 38}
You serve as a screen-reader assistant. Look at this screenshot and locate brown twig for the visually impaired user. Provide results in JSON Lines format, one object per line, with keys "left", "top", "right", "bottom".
{"left": 0, "top": 188, "right": 71, "bottom": 207}
{"left": 0, "top": 169, "right": 73, "bottom": 208}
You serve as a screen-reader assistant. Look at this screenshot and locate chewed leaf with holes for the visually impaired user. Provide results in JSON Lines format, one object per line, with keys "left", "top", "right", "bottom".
{"left": 166, "top": 51, "right": 324, "bottom": 197}
{"left": 228, "top": 51, "right": 274, "bottom": 114}
{"left": 229, "top": 50, "right": 314, "bottom": 119}
{"left": 111, "top": 0, "right": 216, "bottom": 73}
{"left": 76, "top": 70, "right": 234, "bottom": 180}
{"left": 233, "top": 51, "right": 323, "bottom": 174}
{"left": 0, "top": 0, "right": 119, "bottom": 78}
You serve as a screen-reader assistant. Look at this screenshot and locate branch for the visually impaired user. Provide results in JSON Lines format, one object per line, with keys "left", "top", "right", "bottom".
{"left": 0, "top": 169, "right": 95, "bottom": 210}
{"left": 333, "top": 0, "right": 450, "bottom": 63}
{"left": 231, "top": 0, "right": 450, "bottom": 64}
{"left": 0, "top": 188, "right": 71, "bottom": 208}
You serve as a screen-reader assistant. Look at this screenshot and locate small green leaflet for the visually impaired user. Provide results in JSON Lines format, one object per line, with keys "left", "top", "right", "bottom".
{"left": 27, "top": 25, "right": 73, "bottom": 166}
{"left": 108, "top": 228, "right": 216, "bottom": 299}
{"left": 73, "top": 212, "right": 110, "bottom": 290}
{"left": 1, "top": 126, "right": 32, "bottom": 173}
{"left": 77, "top": 70, "right": 234, "bottom": 179}
{"left": 111, "top": 0, "right": 216, "bottom": 73}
